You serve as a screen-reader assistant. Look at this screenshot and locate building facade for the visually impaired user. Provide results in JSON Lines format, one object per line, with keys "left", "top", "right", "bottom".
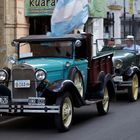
{"left": 0, "top": 0, "right": 108, "bottom": 67}
{"left": 0, "top": 0, "right": 54, "bottom": 67}
{"left": 107, "top": 0, "right": 140, "bottom": 39}
{"left": 0, "top": 0, "right": 29, "bottom": 67}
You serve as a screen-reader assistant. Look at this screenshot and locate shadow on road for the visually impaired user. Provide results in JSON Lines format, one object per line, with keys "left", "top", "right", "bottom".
{"left": 0, "top": 92, "right": 139, "bottom": 133}
{"left": 0, "top": 106, "right": 104, "bottom": 133}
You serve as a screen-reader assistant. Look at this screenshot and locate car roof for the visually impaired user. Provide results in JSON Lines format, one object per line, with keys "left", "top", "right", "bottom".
{"left": 14, "top": 34, "right": 87, "bottom": 42}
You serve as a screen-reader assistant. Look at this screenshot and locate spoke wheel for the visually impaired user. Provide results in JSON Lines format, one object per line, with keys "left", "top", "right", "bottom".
{"left": 96, "top": 86, "right": 110, "bottom": 115}
{"left": 54, "top": 93, "right": 73, "bottom": 132}
{"left": 128, "top": 74, "right": 139, "bottom": 102}
{"left": 73, "top": 72, "right": 84, "bottom": 98}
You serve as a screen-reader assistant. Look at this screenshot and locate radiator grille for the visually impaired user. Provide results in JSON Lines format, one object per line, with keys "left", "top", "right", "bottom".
{"left": 12, "top": 64, "right": 36, "bottom": 100}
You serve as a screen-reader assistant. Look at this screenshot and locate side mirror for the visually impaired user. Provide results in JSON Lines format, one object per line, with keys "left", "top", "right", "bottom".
{"left": 75, "top": 40, "right": 82, "bottom": 47}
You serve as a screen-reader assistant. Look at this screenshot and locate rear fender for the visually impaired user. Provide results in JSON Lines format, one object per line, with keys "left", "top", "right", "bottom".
{"left": 104, "top": 74, "right": 115, "bottom": 101}
{"left": 95, "top": 72, "right": 115, "bottom": 101}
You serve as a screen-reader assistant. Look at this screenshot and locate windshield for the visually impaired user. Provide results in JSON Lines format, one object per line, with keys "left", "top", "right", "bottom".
{"left": 96, "top": 38, "right": 140, "bottom": 54}
{"left": 19, "top": 41, "right": 73, "bottom": 59}
{"left": 96, "top": 38, "right": 127, "bottom": 53}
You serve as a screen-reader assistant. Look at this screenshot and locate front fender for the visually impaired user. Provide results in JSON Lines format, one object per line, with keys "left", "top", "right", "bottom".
{"left": 38, "top": 80, "right": 85, "bottom": 107}
{"left": 125, "top": 66, "right": 140, "bottom": 77}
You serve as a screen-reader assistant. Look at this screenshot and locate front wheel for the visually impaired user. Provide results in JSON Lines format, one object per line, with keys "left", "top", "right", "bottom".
{"left": 54, "top": 92, "right": 73, "bottom": 132}
{"left": 128, "top": 74, "right": 139, "bottom": 102}
{"left": 96, "top": 86, "right": 110, "bottom": 115}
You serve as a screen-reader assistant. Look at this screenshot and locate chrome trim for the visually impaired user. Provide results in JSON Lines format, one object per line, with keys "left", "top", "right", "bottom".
{"left": 35, "top": 68, "right": 47, "bottom": 81}
{"left": 0, "top": 105, "right": 60, "bottom": 114}
{"left": 12, "top": 99, "right": 28, "bottom": 102}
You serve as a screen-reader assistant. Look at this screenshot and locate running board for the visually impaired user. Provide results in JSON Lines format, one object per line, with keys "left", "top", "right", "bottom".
{"left": 85, "top": 99, "right": 103, "bottom": 105}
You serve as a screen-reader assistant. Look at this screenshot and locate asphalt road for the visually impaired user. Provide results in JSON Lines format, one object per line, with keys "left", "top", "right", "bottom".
{"left": 0, "top": 94, "right": 140, "bottom": 140}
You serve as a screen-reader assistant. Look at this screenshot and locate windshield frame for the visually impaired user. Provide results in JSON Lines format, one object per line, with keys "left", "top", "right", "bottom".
{"left": 17, "top": 40, "right": 74, "bottom": 60}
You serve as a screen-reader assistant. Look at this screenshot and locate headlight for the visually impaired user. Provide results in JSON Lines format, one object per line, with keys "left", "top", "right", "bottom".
{"left": 0, "top": 69, "right": 8, "bottom": 81}
{"left": 35, "top": 69, "right": 46, "bottom": 81}
{"left": 114, "top": 59, "right": 123, "bottom": 69}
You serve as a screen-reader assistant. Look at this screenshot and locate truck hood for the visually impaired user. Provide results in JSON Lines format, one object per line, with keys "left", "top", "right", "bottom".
{"left": 113, "top": 49, "right": 135, "bottom": 61}
{"left": 19, "top": 58, "right": 71, "bottom": 72}
{"left": 112, "top": 49, "right": 136, "bottom": 72}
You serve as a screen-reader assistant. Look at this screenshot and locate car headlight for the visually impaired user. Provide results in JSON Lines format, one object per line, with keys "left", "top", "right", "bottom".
{"left": 35, "top": 69, "right": 46, "bottom": 81}
{"left": 114, "top": 59, "right": 123, "bottom": 69}
{"left": 0, "top": 69, "right": 8, "bottom": 81}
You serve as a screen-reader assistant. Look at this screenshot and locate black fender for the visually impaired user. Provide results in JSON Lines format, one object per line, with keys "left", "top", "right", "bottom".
{"left": 38, "top": 80, "right": 85, "bottom": 107}
{"left": 125, "top": 66, "right": 140, "bottom": 77}
{"left": 125, "top": 66, "right": 140, "bottom": 84}
{"left": 95, "top": 71, "right": 115, "bottom": 101}
{"left": 104, "top": 73, "right": 115, "bottom": 101}
{"left": 0, "top": 85, "right": 11, "bottom": 100}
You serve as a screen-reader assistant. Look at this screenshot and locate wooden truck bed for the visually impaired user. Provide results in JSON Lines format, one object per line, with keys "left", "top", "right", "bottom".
{"left": 88, "top": 53, "right": 113, "bottom": 90}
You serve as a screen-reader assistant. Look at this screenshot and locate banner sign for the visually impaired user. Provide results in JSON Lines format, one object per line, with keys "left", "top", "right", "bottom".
{"left": 129, "top": 0, "right": 134, "bottom": 15}
{"left": 25, "top": 0, "right": 58, "bottom": 16}
{"left": 89, "top": 0, "right": 107, "bottom": 18}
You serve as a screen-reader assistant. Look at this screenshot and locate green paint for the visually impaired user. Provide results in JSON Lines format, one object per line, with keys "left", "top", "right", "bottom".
{"left": 89, "top": 0, "right": 107, "bottom": 18}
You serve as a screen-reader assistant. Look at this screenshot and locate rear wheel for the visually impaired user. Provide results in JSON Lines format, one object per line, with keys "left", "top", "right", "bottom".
{"left": 96, "top": 86, "right": 109, "bottom": 115}
{"left": 128, "top": 74, "right": 139, "bottom": 102}
{"left": 54, "top": 92, "right": 73, "bottom": 132}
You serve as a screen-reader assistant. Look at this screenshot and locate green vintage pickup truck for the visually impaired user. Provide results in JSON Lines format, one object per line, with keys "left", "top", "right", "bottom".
{"left": 97, "top": 38, "right": 140, "bottom": 102}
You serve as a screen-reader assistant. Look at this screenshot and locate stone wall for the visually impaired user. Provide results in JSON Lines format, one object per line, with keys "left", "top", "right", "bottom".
{"left": 0, "top": 0, "right": 29, "bottom": 67}
{"left": 16, "top": 0, "right": 29, "bottom": 38}
{"left": 0, "top": 0, "right": 6, "bottom": 67}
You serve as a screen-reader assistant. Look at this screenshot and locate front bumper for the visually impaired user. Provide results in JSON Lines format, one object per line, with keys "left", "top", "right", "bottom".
{"left": 113, "top": 76, "right": 132, "bottom": 90}
{"left": 0, "top": 104, "right": 60, "bottom": 115}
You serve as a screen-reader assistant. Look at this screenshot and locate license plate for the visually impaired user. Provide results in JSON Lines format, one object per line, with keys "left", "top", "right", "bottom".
{"left": 28, "top": 97, "right": 45, "bottom": 106}
{"left": 113, "top": 76, "right": 123, "bottom": 82}
{"left": 14, "top": 80, "right": 30, "bottom": 88}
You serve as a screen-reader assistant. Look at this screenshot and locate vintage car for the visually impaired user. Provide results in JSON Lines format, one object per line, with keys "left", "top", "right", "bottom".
{"left": 0, "top": 33, "right": 115, "bottom": 132}
{"left": 96, "top": 38, "right": 140, "bottom": 102}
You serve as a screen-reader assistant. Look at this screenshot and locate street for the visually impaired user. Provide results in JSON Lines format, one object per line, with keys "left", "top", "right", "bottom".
{"left": 0, "top": 94, "right": 140, "bottom": 140}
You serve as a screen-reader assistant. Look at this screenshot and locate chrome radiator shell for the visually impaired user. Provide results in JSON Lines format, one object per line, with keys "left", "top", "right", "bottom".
{"left": 12, "top": 64, "right": 36, "bottom": 100}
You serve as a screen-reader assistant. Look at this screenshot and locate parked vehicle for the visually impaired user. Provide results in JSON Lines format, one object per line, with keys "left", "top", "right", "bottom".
{"left": 97, "top": 38, "right": 140, "bottom": 102}
{"left": 0, "top": 33, "right": 115, "bottom": 132}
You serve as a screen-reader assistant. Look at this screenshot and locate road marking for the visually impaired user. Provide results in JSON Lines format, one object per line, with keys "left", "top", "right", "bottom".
{"left": 0, "top": 117, "right": 24, "bottom": 125}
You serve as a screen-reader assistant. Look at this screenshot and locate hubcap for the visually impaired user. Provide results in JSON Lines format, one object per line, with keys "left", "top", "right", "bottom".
{"left": 132, "top": 74, "right": 139, "bottom": 100}
{"left": 62, "top": 97, "right": 72, "bottom": 128}
{"left": 103, "top": 87, "right": 109, "bottom": 112}
{"left": 74, "top": 73, "right": 84, "bottom": 97}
